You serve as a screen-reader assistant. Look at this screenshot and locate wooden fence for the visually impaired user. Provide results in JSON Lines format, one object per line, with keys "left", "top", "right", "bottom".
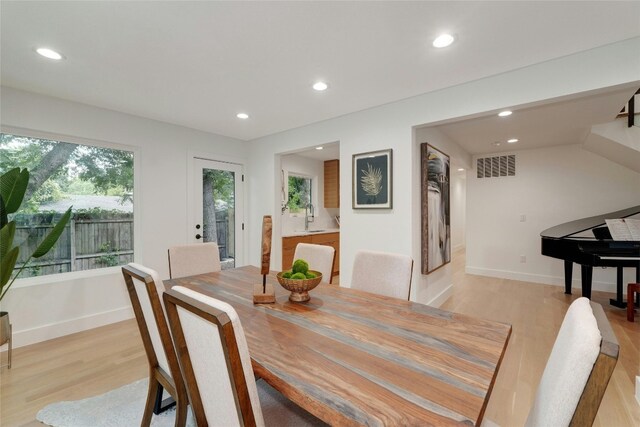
{"left": 13, "top": 213, "right": 134, "bottom": 278}
{"left": 12, "top": 208, "right": 233, "bottom": 279}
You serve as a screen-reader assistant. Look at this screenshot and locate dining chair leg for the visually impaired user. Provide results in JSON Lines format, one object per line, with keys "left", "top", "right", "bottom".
{"left": 174, "top": 397, "right": 188, "bottom": 427}
{"left": 142, "top": 377, "right": 160, "bottom": 427}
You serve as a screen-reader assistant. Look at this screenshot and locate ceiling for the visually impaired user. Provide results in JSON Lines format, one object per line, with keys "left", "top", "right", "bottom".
{"left": 2, "top": 2, "right": 640, "bottom": 141}
{"left": 433, "top": 86, "right": 638, "bottom": 155}
{"left": 294, "top": 142, "right": 340, "bottom": 161}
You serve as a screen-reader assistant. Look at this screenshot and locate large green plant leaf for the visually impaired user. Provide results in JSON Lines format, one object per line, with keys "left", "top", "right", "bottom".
{"left": 0, "top": 247, "right": 19, "bottom": 290}
{"left": 0, "top": 167, "right": 29, "bottom": 214}
{"left": 0, "top": 222, "right": 16, "bottom": 259}
{"left": 32, "top": 207, "right": 72, "bottom": 258}
{"left": 0, "top": 195, "right": 7, "bottom": 229}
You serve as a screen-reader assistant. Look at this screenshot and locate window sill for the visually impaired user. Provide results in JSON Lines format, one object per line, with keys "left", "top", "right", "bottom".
{"left": 10, "top": 266, "right": 123, "bottom": 290}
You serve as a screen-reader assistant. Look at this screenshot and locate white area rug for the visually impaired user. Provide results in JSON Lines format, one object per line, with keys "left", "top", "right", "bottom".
{"left": 37, "top": 377, "right": 326, "bottom": 426}
{"left": 36, "top": 378, "right": 195, "bottom": 427}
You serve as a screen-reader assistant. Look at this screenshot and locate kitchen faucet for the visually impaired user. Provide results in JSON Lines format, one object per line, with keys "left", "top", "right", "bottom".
{"left": 305, "top": 203, "right": 314, "bottom": 231}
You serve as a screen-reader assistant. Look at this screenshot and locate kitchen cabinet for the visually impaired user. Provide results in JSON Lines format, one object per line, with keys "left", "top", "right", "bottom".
{"left": 324, "top": 160, "right": 339, "bottom": 208}
{"left": 282, "top": 232, "right": 339, "bottom": 278}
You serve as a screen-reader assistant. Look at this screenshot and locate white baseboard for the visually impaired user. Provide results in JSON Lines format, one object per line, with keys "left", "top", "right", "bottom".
{"left": 465, "top": 266, "right": 617, "bottom": 293}
{"left": 636, "top": 376, "right": 640, "bottom": 407}
{"left": 426, "top": 283, "right": 453, "bottom": 308}
{"left": 7, "top": 306, "right": 134, "bottom": 349}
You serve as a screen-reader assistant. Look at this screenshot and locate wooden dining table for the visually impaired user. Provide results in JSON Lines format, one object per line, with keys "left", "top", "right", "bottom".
{"left": 165, "top": 265, "right": 511, "bottom": 426}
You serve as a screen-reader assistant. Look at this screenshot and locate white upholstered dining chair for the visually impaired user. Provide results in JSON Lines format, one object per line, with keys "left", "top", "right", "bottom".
{"left": 349, "top": 250, "right": 413, "bottom": 300}
{"left": 163, "top": 286, "right": 326, "bottom": 426}
{"left": 293, "top": 243, "right": 335, "bottom": 284}
{"left": 168, "top": 242, "right": 221, "bottom": 279}
{"left": 483, "top": 297, "right": 618, "bottom": 427}
{"left": 121, "top": 263, "right": 188, "bottom": 427}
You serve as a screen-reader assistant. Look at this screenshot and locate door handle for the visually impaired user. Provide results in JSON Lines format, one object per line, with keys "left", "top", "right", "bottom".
{"left": 195, "top": 234, "right": 202, "bottom": 240}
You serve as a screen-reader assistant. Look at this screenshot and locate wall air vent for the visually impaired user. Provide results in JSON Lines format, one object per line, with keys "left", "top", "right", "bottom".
{"left": 476, "top": 155, "right": 515, "bottom": 178}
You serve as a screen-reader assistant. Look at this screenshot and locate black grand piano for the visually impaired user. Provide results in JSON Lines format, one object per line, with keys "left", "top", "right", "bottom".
{"left": 541, "top": 206, "right": 640, "bottom": 307}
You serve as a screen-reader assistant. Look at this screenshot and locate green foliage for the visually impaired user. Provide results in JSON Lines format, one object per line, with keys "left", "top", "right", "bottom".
{"left": 287, "top": 175, "right": 311, "bottom": 213}
{"left": 0, "top": 167, "right": 72, "bottom": 301}
{"left": 0, "top": 167, "right": 29, "bottom": 216}
{"left": 281, "top": 270, "right": 292, "bottom": 279}
{"left": 67, "top": 179, "right": 96, "bottom": 195}
{"left": 76, "top": 146, "right": 133, "bottom": 194}
{"left": 292, "top": 258, "right": 309, "bottom": 274}
{"left": 0, "top": 134, "right": 58, "bottom": 174}
{"left": 204, "top": 169, "right": 235, "bottom": 208}
{"left": 97, "top": 242, "right": 120, "bottom": 267}
{"left": 32, "top": 208, "right": 72, "bottom": 258}
{"left": 32, "top": 180, "right": 64, "bottom": 204}
{"left": 305, "top": 272, "right": 317, "bottom": 279}
{"left": 105, "top": 185, "right": 126, "bottom": 197}
{"left": 290, "top": 272, "right": 306, "bottom": 280}
{"left": 1, "top": 133, "right": 134, "bottom": 209}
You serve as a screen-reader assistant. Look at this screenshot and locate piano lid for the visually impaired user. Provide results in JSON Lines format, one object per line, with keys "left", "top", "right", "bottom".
{"left": 540, "top": 205, "right": 640, "bottom": 239}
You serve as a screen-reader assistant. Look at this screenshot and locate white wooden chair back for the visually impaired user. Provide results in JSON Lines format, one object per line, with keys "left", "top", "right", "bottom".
{"left": 164, "top": 286, "right": 265, "bottom": 427}
{"left": 168, "top": 242, "right": 221, "bottom": 278}
{"left": 525, "top": 297, "right": 618, "bottom": 427}
{"left": 293, "top": 243, "right": 335, "bottom": 284}
{"left": 124, "top": 263, "right": 171, "bottom": 374}
{"left": 350, "top": 250, "right": 413, "bottom": 300}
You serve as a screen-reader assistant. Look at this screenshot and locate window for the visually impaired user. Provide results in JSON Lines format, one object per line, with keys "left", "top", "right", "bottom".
{"left": 287, "top": 174, "right": 312, "bottom": 214}
{"left": 0, "top": 133, "right": 134, "bottom": 279}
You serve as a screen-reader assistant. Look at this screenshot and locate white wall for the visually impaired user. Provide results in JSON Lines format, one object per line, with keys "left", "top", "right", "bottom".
{"left": 280, "top": 154, "right": 340, "bottom": 236}
{"left": 466, "top": 144, "right": 640, "bottom": 291}
{"left": 1, "top": 87, "right": 248, "bottom": 347}
{"left": 451, "top": 172, "right": 467, "bottom": 251}
{"left": 246, "top": 37, "right": 640, "bottom": 307}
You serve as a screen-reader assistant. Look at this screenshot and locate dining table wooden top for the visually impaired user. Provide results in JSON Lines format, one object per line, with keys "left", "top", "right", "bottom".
{"left": 165, "top": 265, "right": 512, "bottom": 426}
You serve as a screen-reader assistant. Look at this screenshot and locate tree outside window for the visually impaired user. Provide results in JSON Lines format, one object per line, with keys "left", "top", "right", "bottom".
{"left": 0, "top": 133, "right": 134, "bottom": 278}
{"left": 287, "top": 175, "right": 312, "bottom": 214}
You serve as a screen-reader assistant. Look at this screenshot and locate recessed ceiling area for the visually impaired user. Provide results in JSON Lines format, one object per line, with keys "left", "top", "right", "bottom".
{"left": 292, "top": 142, "right": 340, "bottom": 162}
{"left": 430, "top": 86, "right": 638, "bottom": 155}
{"left": 2, "top": 2, "right": 640, "bottom": 141}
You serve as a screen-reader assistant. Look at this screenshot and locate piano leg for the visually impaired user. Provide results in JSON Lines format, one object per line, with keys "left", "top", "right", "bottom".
{"left": 564, "top": 260, "right": 573, "bottom": 294}
{"left": 609, "top": 266, "right": 626, "bottom": 308}
{"left": 581, "top": 265, "right": 593, "bottom": 299}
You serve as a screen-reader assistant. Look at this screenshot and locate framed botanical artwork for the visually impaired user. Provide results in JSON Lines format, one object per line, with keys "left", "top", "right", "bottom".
{"left": 352, "top": 149, "right": 392, "bottom": 209}
{"left": 421, "top": 143, "right": 450, "bottom": 274}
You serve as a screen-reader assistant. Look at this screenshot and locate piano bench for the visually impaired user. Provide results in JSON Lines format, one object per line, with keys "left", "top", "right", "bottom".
{"left": 628, "top": 283, "right": 640, "bottom": 322}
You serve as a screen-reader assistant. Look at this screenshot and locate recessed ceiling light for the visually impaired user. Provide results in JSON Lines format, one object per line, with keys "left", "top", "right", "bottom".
{"left": 36, "top": 47, "right": 63, "bottom": 60}
{"left": 315, "top": 146, "right": 323, "bottom": 150}
{"left": 492, "top": 141, "right": 502, "bottom": 146}
{"left": 432, "top": 34, "right": 455, "bottom": 48}
{"left": 457, "top": 168, "right": 465, "bottom": 172}
{"left": 313, "top": 82, "right": 328, "bottom": 91}
{"left": 507, "top": 138, "right": 519, "bottom": 143}
{"left": 236, "top": 113, "right": 249, "bottom": 119}
{"left": 498, "top": 110, "right": 513, "bottom": 117}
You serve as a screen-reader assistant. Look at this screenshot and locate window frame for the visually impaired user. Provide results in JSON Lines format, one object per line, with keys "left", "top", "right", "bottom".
{"left": 1, "top": 125, "right": 141, "bottom": 289}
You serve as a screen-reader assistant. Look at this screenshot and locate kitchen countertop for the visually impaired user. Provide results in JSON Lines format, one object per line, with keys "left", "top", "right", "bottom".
{"left": 282, "top": 228, "right": 340, "bottom": 237}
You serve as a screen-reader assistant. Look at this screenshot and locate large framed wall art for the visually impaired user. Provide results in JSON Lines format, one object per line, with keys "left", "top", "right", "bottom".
{"left": 421, "top": 143, "right": 450, "bottom": 274}
{"left": 352, "top": 149, "right": 392, "bottom": 209}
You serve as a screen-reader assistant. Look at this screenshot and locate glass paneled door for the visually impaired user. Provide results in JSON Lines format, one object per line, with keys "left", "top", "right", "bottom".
{"left": 192, "top": 158, "right": 244, "bottom": 269}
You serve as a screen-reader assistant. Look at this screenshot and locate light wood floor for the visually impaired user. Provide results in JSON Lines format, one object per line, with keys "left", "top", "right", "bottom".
{"left": 1, "top": 252, "right": 638, "bottom": 426}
